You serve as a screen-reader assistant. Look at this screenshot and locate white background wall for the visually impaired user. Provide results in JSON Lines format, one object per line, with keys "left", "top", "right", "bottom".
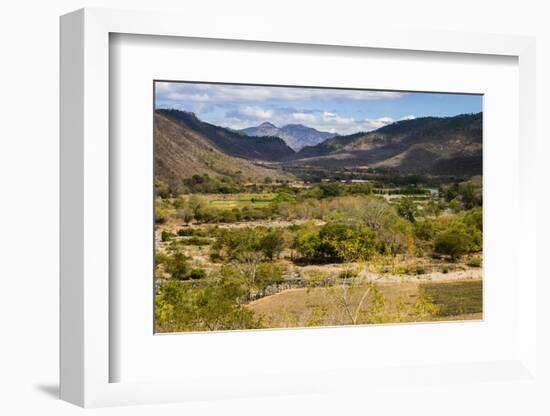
{"left": 0, "top": 1, "right": 548, "bottom": 415}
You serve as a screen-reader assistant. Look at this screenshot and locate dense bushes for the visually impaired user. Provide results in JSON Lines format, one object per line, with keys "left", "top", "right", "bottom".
{"left": 211, "top": 227, "right": 287, "bottom": 261}
{"left": 157, "top": 251, "right": 208, "bottom": 281}
{"left": 177, "top": 227, "right": 208, "bottom": 237}
{"left": 161, "top": 195, "right": 482, "bottom": 265}
{"left": 294, "top": 222, "right": 378, "bottom": 262}
{"left": 189, "top": 268, "right": 207, "bottom": 279}
{"left": 154, "top": 179, "right": 484, "bottom": 332}
{"left": 440, "top": 177, "right": 482, "bottom": 211}
{"left": 183, "top": 174, "right": 245, "bottom": 194}
{"left": 415, "top": 207, "right": 482, "bottom": 260}
{"left": 163, "top": 252, "right": 189, "bottom": 280}
{"left": 155, "top": 272, "right": 261, "bottom": 332}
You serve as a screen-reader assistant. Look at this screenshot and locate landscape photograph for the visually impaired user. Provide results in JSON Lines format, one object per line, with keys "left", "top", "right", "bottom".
{"left": 153, "top": 81, "right": 483, "bottom": 333}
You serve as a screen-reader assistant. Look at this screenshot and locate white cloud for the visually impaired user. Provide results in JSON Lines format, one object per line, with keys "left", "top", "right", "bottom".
{"left": 156, "top": 82, "right": 406, "bottom": 103}
{"left": 291, "top": 112, "right": 317, "bottom": 123}
{"left": 400, "top": 115, "right": 416, "bottom": 120}
{"left": 363, "top": 117, "right": 394, "bottom": 129}
{"left": 218, "top": 105, "right": 417, "bottom": 135}
{"left": 155, "top": 82, "right": 416, "bottom": 134}
{"left": 238, "top": 106, "right": 274, "bottom": 119}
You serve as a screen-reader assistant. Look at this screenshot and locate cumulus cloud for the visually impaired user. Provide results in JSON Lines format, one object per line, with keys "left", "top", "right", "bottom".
{"left": 155, "top": 82, "right": 406, "bottom": 103}
{"left": 291, "top": 112, "right": 317, "bottom": 123}
{"left": 221, "top": 105, "right": 415, "bottom": 135}
{"left": 238, "top": 106, "right": 274, "bottom": 119}
{"left": 155, "top": 82, "right": 418, "bottom": 135}
{"left": 365, "top": 117, "right": 394, "bottom": 129}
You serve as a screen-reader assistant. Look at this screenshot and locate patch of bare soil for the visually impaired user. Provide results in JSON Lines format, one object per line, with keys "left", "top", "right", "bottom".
{"left": 297, "top": 262, "right": 482, "bottom": 283}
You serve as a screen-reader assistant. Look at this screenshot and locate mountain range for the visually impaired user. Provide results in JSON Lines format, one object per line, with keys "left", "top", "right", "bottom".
{"left": 154, "top": 111, "right": 293, "bottom": 186}
{"left": 157, "top": 109, "right": 294, "bottom": 161}
{"left": 155, "top": 109, "right": 482, "bottom": 182}
{"left": 288, "top": 113, "right": 482, "bottom": 176}
{"left": 241, "top": 122, "right": 337, "bottom": 151}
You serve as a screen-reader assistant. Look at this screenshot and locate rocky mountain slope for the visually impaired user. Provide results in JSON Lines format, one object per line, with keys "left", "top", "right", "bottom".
{"left": 155, "top": 113, "right": 292, "bottom": 186}
{"left": 157, "top": 109, "right": 295, "bottom": 161}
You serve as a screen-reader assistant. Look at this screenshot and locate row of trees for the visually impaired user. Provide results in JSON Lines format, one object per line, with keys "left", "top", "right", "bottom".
{"left": 207, "top": 203, "right": 482, "bottom": 264}
{"left": 159, "top": 200, "right": 482, "bottom": 282}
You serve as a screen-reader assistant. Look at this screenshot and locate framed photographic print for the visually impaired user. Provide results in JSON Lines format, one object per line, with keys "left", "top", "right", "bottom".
{"left": 153, "top": 81, "right": 484, "bottom": 334}
{"left": 60, "top": 7, "right": 540, "bottom": 409}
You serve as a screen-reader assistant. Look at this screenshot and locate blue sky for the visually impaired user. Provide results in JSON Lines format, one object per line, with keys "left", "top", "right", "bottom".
{"left": 155, "top": 82, "right": 482, "bottom": 135}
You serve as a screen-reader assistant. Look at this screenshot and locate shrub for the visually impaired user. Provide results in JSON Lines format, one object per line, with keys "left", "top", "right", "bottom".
{"left": 155, "top": 207, "right": 168, "bottom": 224}
{"left": 397, "top": 197, "right": 417, "bottom": 222}
{"left": 260, "top": 229, "right": 285, "bottom": 260}
{"left": 434, "top": 228, "right": 471, "bottom": 260}
{"left": 189, "top": 268, "right": 207, "bottom": 279}
{"left": 466, "top": 256, "right": 482, "bottom": 268}
{"left": 177, "top": 228, "right": 208, "bottom": 237}
{"left": 255, "top": 263, "right": 286, "bottom": 291}
{"left": 219, "top": 209, "right": 238, "bottom": 223}
{"left": 414, "top": 220, "right": 437, "bottom": 241}
{"left": 212, "top": 227, "right": 265, "bottom": 260}
{"left": 164, "top": 252, "right": 189, "bottom": 280}
{"left": 415, "top": 265, "right": 426, "bottom": 275}
{"left": 180, "top": 237, "right": 211, "bottom": 246}
{"left": 338, "top": 268, "right": 359, "bottom": 280}
{"left": 161, "top": 230, "right": 174, "bottom": 242}
{"left": 155, "top": 252, "right": 168, "bottom": 266}
{"left": 293, "top": 222, "right": 377, "bottom": 263}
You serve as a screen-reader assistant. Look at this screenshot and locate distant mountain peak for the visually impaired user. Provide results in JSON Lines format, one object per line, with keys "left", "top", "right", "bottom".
{"left": 259, "top": 121, "right": 277, "bottom": 128}
{"left": 283, "top": 123, "right": 308, "bottom": 129}
{"left": 241, "top": 122, "right": 337, "bottom": 151}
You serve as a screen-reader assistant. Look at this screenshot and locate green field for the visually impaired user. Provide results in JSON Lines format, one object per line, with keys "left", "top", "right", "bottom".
{"left": 419, "top": 280, "right": 483, "bottom": 317}
{"left": 201, "top": 193, "right": 276, "bottom": 209}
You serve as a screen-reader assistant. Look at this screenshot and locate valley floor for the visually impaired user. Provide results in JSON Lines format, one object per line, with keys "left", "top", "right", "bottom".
{"left": 247, "top": 279, "right": 483, "bottom": 329}
{"left": 154, "top": 188, "right": 483, "bottom": 332}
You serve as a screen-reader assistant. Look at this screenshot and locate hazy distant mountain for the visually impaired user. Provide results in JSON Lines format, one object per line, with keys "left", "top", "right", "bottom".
{"left": 157, "top": 109, "right": 295, "bottom": 161}
{"left": 286, "top": 113, "right": 482, "bottom": 176}
{"left": 241, "top": 122, "right": 337, "bottom": 151}
{"left": 154, "top": 112, "right": 292, "bottom": 186}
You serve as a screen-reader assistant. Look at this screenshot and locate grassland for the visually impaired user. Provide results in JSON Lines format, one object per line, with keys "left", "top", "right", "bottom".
{"left": 246, "top": 280, "right": 482, "bottom": 328}
{"left": 419, "top": 280, "right": 483, "bottom": 317}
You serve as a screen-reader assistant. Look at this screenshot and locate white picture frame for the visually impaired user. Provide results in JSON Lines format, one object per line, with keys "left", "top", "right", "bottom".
{"left": 60, "top": 7, "right": 538, "bottom": 408}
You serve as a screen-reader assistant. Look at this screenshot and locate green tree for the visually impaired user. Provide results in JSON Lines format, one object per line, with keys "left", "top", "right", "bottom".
{"left": 260, "top": 229, "right": 286, "bottom": 260}
{"left": 459, "top": 182, "right": 477, "bottom": 209}
{"left": 273, "top": 191, "right": 296, "bottom": 204}
{"left": 319, "top": 182, "right": 344, "bottom": 197}
{"left": 332, "top": 226, "right": 378, "bottom": 263}
{"left": 433, "top": 226, "right": 473, "bottom": 260}
{"left": 293, "top": 224, "right": 322, "bottom": 260}
{"left": 212, "top": 227, "right": 264, "bottom": 260}
{"left": 255, "top": 263, "right": 285, "bottom": 293}
{"left": 397, "top": 197, "right": 417, "bottom": 223}
{"left": 164, "top": 252, "right": 189, "bottom": 280}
